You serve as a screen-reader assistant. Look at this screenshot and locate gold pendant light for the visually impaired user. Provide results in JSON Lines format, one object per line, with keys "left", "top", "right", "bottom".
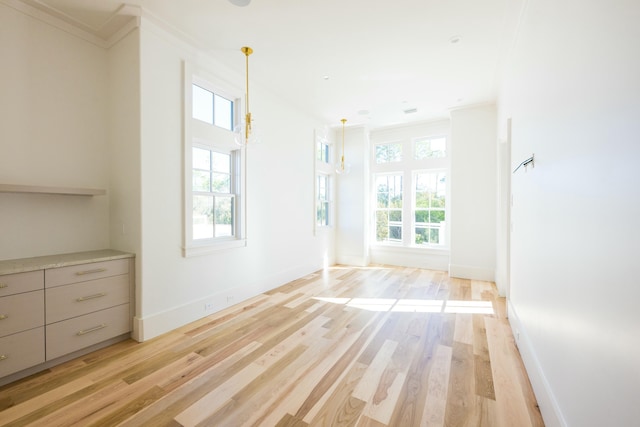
{"left": 234, "top": 46, "right": 260, "bottom": 146}
{"left": 335, "top": 118, "right": 351, "bottom": 174}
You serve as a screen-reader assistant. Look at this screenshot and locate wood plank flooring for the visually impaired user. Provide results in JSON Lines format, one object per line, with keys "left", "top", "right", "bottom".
{"left": 0, "top": 265, "right": 545, "bottom": 426}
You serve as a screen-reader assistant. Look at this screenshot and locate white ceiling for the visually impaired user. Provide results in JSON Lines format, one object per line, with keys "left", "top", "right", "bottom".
{"left": 26, "top": 0, "right": 522, "bottom": 130}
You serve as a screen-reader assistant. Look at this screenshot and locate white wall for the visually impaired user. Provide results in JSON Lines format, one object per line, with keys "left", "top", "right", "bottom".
{"left": 335, "top": 125, "right": 370, "bottom": 266}
{"left": 134, "top": 18, "right": 332, "bottom": 340}
{"left": 107, "top": 28, "right": 142, "bottom": 315}
{"left": 0, "top": 3, "right": 110, "bottom": 260}
{"left": 449, "top": 105, "right": 497, "bottom": 281}
{"left": 498, "top": 0, "right": 640, "bottom": 426}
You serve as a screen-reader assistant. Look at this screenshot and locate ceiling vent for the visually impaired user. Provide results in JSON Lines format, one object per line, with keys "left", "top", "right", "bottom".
{"left": 403, "top": 108, "right": 418, "bottom": 114}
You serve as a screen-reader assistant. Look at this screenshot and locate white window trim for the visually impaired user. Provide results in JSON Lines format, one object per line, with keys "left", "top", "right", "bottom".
{"left": 183, "top": 61, "right": 247, "bottom": 257}
{"left": 411, "top": 168, "right": 448, "bottom": 248}
{"left": 313, "top": 127, "right": 335, "bottom": 234}
{"left": 370, "top": 131, "right": 450, "bottom": 251}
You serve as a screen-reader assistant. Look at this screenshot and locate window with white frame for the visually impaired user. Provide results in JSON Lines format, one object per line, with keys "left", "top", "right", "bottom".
{"left": 184, "top": 68, "right": 246, "bottom": 256}
{"left": 375, "top": 174, "right": 403, "bottom": 242}
{"left": 316, "top": 174, "right": 330, "bottom": 226}
{"left": 371, "top": 133, "right": 448, "bottom": 248}
{"left": 375, "top": 142, "right": 403, "bottom": 164}
{"left": 414, "top": 171, "right": 446, "bottom": 245}
{"left": 315, "top": 129, "right": 333, "bottom": 228}
{"left": 415, "top": 136, "right": 446, "bottom": 159}
{"left": 192, "top": 145, "right": 237, "bottom": 240}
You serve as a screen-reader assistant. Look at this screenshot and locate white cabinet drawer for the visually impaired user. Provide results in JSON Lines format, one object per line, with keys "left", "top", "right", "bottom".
{"left": 0, "top": 291, "right": 44, "bottom": 338}
{"left": 46, "top": 304, "right": 130, "bottom": 360}
{"left": 45, "top": 259, "right": 129, "bottom": 288}
{"left": 45, "top": 275, "right": 129, "bottom": 324}
{"left": 0, "top": 327, "right": 45, "bottom": 377}
{"left": 0, "top": 270, "right": 44, "bottom": 297}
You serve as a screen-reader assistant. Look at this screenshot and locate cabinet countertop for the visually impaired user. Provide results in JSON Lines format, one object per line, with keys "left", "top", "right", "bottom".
{"left": 0, "top": 250, "right": 135, "bottom": 276}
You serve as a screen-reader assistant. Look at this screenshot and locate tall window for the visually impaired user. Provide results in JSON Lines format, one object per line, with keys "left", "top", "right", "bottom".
{"left": 414, "top": 171, "right": 446, "bottom": 245}
{"left": 371, "top": 132, "right": 448, "bottom": 248}
{"left": 184, "top": 69, "right": 245, "bottom": 256}
{"left": 375, "top": 174, "right": 403, "bottom": 242}
{"left": 315, "top": 129, "right": 333, "bottom": 228}
{"left": 192, "top": 146, "right": 236, "bottom": 240}
{"left": 316, "top": 174, "right": 330, "bottom": 226}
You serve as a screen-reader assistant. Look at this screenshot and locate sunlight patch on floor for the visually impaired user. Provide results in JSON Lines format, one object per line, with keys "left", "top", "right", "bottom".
{"left": 313, "top": 296, "right": 494, "bottom": 314}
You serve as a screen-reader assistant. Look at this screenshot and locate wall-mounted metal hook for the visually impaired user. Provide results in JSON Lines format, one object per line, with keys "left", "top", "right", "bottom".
{"left": 513, "top": 153, "right": 534, "bottom": 174}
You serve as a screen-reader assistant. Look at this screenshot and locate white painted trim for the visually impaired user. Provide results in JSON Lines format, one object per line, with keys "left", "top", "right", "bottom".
{"left": 1, "top": 0, "right": 140, "bottom": 48}
{"left": 507, "top": 300, "right": 567, "bottom": 427}
{"left": 335, "top": 254, "right": 369, "bottom": 267}
{"left": 448, "top": 264, "right": 495, "bottom": 281}
{"left": 370, "top": 245, "right": 449, "bottom": 271}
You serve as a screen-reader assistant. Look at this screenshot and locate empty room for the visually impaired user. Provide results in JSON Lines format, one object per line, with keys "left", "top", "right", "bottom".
{"left": 0, "top": 0, "right": 638, "bottom": 426}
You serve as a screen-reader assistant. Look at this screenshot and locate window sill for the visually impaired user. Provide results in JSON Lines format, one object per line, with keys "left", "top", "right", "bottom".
{"left": 182, "top": 238, "right": 247, "bottom": 257}
{"left": 370, "top": 243, "right": 450, "bottom": 254}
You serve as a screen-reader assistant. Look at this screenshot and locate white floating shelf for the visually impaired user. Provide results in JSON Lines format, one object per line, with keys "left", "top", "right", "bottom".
{"left": 0, "top": 184, "right": 106, "bottom": 196}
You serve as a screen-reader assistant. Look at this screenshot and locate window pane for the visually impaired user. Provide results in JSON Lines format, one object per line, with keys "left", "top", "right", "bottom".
{"left": 415, "top": 191, "right": 429, "bottom": 208}
{"left": 375, "top": 143, "right": 403, "bottom": 164}
{"left": 214, "top": 196, "right": 234, "bottom": 237}
{"left": 214, "top": 94, "right": 233, "bottom": 131}
{"left": 193, "top": 170, "right": 211, "bottom": 192}
{"left": 415, "top": 137, "right": 446, "bottom": 159}
{"left": 193, "top": 147, "right": 211, "bottom": 171}
{"left": 390, "top": 176, "right": 402, "bottom": 208}
{"left": 317, "top": 202, "right": 329, "bottom": 226}
{"left": 431, "top": 210, "right": 445, "bottom": 223}
{"left": 212, "top": 152, "right": 230, "bottom": 174}
{"left": 415, "top": 227, "right": 428, "bottom": 245}
{"left": 193, "top": 85, "right": 213, "bottom": 124}
{"left": 377, "top": 176, "right": 389, "bottom": 208}
{"left": 389, "top": 144, "right": 402, "bottom": 162}
{"left": 389, "top": 226, "right": 402, "bottom": 240}
{"left": 211, "top": 172, "right": 230, "bottom": 193}
{"left": 376, "top": 211, "right": 389, "bottom": 241}
{"left": 429, "top": 228, "right": 440, "bottom": 244}
{"left": 317, "top": 142, "right": 329, "bottom": 163}
{"left": 318, "top": 175, "right": 328, "bottom": 200}
{"left": 193, "top": 195, "right": 214, "bottom": 239}
{"left": 415, "top": 210, "right": 428, "bottom": 223}
{"left": 389, "top": 210, "right": 402, "bottom": 222}
{"left": 375, "top": 145, "right": 387, "bottom": 164}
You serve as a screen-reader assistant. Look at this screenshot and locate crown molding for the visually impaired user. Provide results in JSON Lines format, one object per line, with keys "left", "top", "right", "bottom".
{"left": 1, "top": 0, "right": 140, "bottom": 48}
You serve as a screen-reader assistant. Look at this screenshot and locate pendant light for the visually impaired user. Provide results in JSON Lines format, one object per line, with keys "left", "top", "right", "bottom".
{"left": 234, "top": 46, "right": 261, "bottom": 146}
{"left": 335, "top": 118, "right": 351, "bottom": 174}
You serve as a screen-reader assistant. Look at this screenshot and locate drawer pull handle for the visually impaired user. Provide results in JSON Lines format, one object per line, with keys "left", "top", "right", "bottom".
{"left": 0, "top": 283, "right": 7, "bottom": 289}
{"left": 0, "top": 355, "right": 6, "bottom": 361}
{"left": 75, "top": 268, "right": 107, "bottom": 276}
{"left": 77, "top": 324, "right": 107, "bottom": 336}
{"left": 76, "top": 293, "right": 107, "bottom": 302}
{"left": 0, "top": 314, "right": 8, "bottom": 320}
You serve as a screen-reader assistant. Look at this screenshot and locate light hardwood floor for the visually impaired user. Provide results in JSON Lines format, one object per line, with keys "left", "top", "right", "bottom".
{"left": 0, "top": 265, "right": 544, "bottom": 426}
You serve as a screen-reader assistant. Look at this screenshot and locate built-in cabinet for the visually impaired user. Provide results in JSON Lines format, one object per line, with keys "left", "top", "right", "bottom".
{"left": 0, "top": 250, "right": 134, "bottom": 385}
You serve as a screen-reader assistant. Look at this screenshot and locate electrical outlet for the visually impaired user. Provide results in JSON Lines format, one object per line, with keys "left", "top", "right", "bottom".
{"left": 204, "top": 303, "right": 214, "bottom": 311}
{"left": 227, "top": 295, "right": 234, "bottom": 303}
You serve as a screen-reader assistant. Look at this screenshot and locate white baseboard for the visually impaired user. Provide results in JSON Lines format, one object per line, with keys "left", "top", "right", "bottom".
{"left": 133, "top": 263, "right": 322, "bottom": 342}
{"left": 336, "top": 254, "right": 370, "bottom": 267}
{"left": 369, "top": 246, "right": 449, "bottom": 271}
{"left": 448, "top": 263, "right": 495, "bottom": 281}
{"left": 507, "top": 300, "right": 567, "bottom": 427}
